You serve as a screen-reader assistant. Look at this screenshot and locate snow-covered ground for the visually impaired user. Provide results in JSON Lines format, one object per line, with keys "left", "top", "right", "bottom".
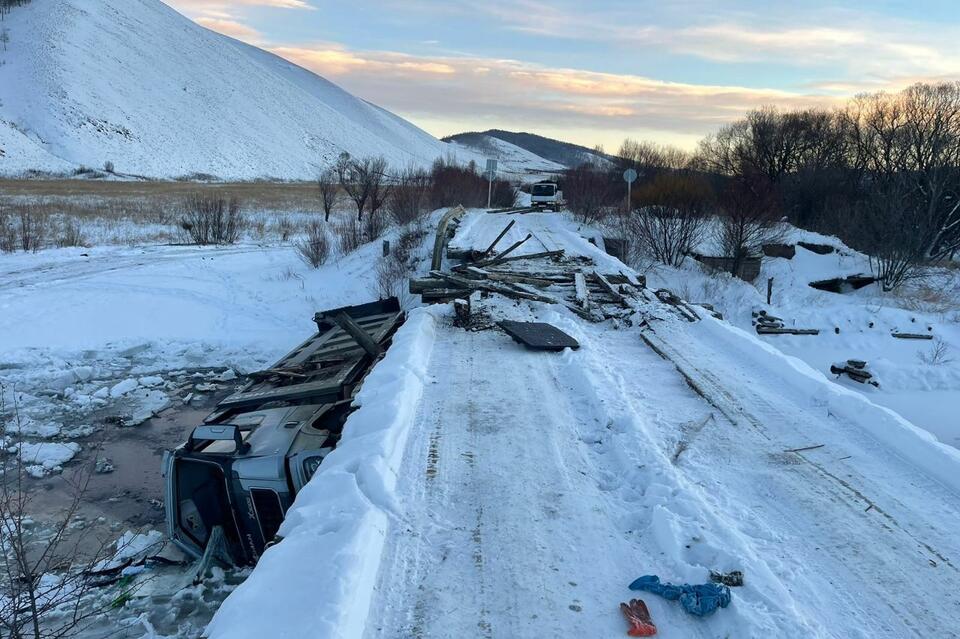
{"left": 647, "top": 226, "right": 960, "bottom": 449}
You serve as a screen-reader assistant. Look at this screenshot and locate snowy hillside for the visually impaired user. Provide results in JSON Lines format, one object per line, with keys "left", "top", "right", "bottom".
{"left": 445, "top": 132, "right": 566, "bottom": 180}
{"left": 0, "top": 0, "right": 475, "bottom": 180}
{"left": 446, "top": 129, "right": 612, "bottom": 169}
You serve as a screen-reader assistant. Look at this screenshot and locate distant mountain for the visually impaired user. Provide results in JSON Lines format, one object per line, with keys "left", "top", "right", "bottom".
{"left": 0, "top": 0, "right": 476, "bottom": 179}
{"left": 444, "top": 130, "right": 610, "bottom": 170}
{"left": 443, "top": 132, "right": 566, "bottom": 177}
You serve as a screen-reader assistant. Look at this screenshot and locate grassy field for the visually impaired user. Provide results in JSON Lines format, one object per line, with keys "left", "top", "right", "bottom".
{"left": 0, "top": 178, "right": 326, "bottom": 216}
{"left": 0, "top": 178, "right": 337, "bottom": 246}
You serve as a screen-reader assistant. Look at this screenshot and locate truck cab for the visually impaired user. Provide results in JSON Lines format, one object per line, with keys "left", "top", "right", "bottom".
{"left": 163, "top": 299, "right": 404, "bottom": 566}
{"left": 530, "top": 181, "right": 559, "bottom": 208}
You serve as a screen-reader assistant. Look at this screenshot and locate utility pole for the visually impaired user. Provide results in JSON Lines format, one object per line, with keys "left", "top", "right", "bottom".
{"left": 623, "top": 168, "right": 638, "bottom": 212}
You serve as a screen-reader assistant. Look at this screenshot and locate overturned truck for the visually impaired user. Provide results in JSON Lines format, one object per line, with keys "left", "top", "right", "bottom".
{"left": 162, "top": 299, "right": 404, "bottom": 566}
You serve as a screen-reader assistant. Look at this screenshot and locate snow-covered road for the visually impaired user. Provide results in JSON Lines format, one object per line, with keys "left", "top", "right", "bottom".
{"left": 361, "top": 212, "right": 960, "bottom": 638}
{"left": 359, "top": 301, "right": 960, "bottom": 637}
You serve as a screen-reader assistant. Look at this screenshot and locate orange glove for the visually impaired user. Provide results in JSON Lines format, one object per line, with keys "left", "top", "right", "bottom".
{"left": 620, "top": 598, "right": 657, "bottom": 636}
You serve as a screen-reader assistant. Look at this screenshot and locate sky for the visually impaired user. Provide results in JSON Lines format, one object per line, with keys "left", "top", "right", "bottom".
{"left": 162, "top": 0, "right": 960, "bottom": 151}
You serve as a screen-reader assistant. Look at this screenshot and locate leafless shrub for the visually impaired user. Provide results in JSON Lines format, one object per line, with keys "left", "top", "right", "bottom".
{"left": 248, "top": 214, "right": 268, "bottom": 241}
{"left": 103, "top": 160, "right": 114, "bottom": 174}
{"left": 362, "top": 210, "right": 390, "bottom": 242}
{"left": 373, "top": 254, "right": 408, "bottom": 300}
{"left": 178, "top": 195, "right": 244, "bottom": 245}
{"left": 393, "top": 225, "right": 427, "bottom": 265}
{"left": 388, "top": 166, "right": 430, "bottom": 227}
{"left": 274, "top": 215, "right": 294, "bottom": 242}
{"left": 16, "top": 208, "right": 47, "bottom": 253}
{"left": 917, "top": 337, "right": 953, "bottom": 365}
{"left": 54, "top": 218, "right": 87, "bottom": 248}
{"left": 332, "top": 218, "right": 364, "bottom": 255}
{"left": 563, "top": 165, "right": 617, "bottom": 223}
{"left": 0, "top": 207, "right": 15, "bottom": 253}
{"left": 631, "top": 173, "right": 712, "bottom": 266}
{"left": 295, "top": 220, "right": 330, "bottom": 268}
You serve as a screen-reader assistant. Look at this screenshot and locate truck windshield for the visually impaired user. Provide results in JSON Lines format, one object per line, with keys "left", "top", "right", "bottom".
{"left": 532, "top": 184, "right": 555, "bottom": 196}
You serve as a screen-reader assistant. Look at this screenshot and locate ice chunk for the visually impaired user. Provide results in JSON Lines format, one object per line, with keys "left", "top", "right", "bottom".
{"left": 12, "top": 442, "right": 81, "bottom": 476}
{"left": 110, "top": 378, "right": 140, "bottom": 397}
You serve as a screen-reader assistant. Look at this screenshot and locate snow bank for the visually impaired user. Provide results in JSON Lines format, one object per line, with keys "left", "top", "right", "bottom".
{"left": 691, "top": 315, "right": 960, "bottom": 494}
{"left": 206, "top": 306, "right": 440, "bottom": 639}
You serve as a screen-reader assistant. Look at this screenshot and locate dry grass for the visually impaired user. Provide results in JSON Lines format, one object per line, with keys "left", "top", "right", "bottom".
{"left": 0, "top": 178, "right": 329, "bottom": 217}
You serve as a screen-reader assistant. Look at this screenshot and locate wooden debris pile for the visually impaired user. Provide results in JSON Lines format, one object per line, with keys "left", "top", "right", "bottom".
{"left": 830, "top": 359, "right": 879, "bottom": 387}
{"left": 415, "top": 219, "right": 657, "bottom": 321}
{"left": 752, "top": 310, "right": 819, "bottom": 336}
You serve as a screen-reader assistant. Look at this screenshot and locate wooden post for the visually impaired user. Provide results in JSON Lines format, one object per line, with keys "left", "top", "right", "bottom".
{"left": 333, "top": 312, "right": 383, "bottom": 358}
{"left": 766, "top": 277, "right": 773, "bottom": 305}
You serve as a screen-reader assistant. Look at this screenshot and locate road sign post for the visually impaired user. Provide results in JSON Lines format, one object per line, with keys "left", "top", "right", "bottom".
{"left": 485, "top": 159, "right": 498, "bottom": 209}
{"left": 623, "top": 168, "right": 638, "bottom": 212}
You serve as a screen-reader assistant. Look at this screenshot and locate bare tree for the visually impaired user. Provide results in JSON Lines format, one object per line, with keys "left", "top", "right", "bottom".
{"left": 632, "top": 173, "right": 712, "bottom": 267}
{"left": 618, "top": 139, "right": 690, "bottom": 172}
{"left": 317, "top": 168, "right": 339, "bottom": 222}
{"left": 715, "top": 173, "right": 784, "bottom": 277}
{"left": 335, "top": 154, "right": 389, "bottom": 221}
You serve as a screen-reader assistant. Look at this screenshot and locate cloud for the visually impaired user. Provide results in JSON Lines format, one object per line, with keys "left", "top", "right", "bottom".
{"left": 270, "top": 43, "right": 840, "bottom": 148}
{"left": 468, "top": 2, "right": 960, "bottom": 86}
{"left": 166, "top": 0, "right": 314, "bottom": 9}
{"left": 194, "top": 17, "right": 262, "bottom": 41}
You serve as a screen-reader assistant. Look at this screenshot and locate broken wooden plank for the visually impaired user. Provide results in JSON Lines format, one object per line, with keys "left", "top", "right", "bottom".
{"left": 574, "top": 272, "right": 590, "bottom": 310}
{"left": 481, "top": 219, "right": 516, "bottom": 257}
{"left": 474, "top": 249, "right": 565, "bottom": 268}
{"left": 784, "top": 444, "right": 825, "bottom": 454}
{"left": 420, "top": 289, "right": 472, "bottom": 303}
{"left": 462, "top": 266, "right": 555, "bottom": 288}
{"left": 591, "top": 272, "right": 630, "bottom": 307}
{"left": 478, "top": 233, "right": 532, "bottom": 266}
{"left": 431, "top": 270, "right": 556, "bottom": 304}
{"left": 755, "top": 326, "right": 820, "bottom": 335}
{"left": 333, "top": 312, "right": 383, "bottom": 358}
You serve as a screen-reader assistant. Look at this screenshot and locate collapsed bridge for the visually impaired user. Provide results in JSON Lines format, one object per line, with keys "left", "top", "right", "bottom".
{"left": 206, "top": 209, "right": 960, "bottom": 639}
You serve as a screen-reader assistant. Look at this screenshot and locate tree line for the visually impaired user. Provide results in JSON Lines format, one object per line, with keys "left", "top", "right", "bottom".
{"left": 564, "top": 81, "right": 960, "bottom": 290}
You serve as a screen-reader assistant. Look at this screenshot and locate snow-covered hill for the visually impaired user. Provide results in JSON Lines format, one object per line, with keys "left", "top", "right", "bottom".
{"left": 446, "top": 129, "right": 612, "bottom": 170}
{"left": 0, "top": 0, "right": 476, "bottom": 180}
{"left": 445, "top": 132, "right": 566, "bottom": 180}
